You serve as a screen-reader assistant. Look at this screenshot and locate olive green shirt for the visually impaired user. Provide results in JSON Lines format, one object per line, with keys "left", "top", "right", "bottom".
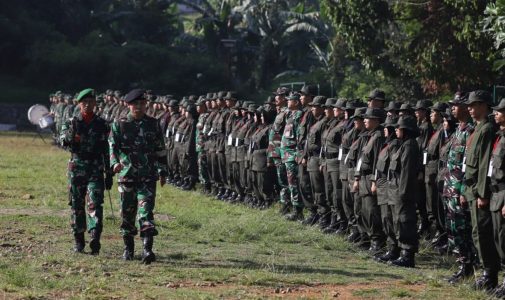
{"left": 464, "top": 118, "right": 495, "bottom": 201}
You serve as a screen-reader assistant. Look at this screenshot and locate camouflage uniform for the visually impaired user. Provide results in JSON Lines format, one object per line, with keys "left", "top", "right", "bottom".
{"left": 109, "top": 113, "right": 168, "bottom": 238}
{"left": 268, "top": 106, "right": 289, "bottom": 204}
{"left": 196, "top": 110, "right": 210, "bottom": 188}
{"left": 443, "top": 120, "right": 475, "bottom": 262}
{"left": 281, "top": 109, "right": 303, "bottom": 208}
{"left": 60, "top": 112, "right": 109, "bottom": 243}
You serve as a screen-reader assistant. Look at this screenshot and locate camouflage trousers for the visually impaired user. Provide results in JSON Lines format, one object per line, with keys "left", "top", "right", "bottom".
{"left": 285, "top": 161, "right": 302, "bottom": 208}
{"left": 69, "top": 180, "right": 104, "bottom": 235}
{"left": 118, "top": 181, "right": 158, "bottom": 238}
{"left": 442, "top": 196, "right": 475, "bottom": 262}
{"left": 274, "top": 158, "right": 289, "bottom": 204}
{"left": 197, "top": 152, "right": 210, "bottom": 185}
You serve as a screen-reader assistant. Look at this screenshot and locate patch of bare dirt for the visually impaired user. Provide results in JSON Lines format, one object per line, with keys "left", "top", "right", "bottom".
{"left": 161, "top": 280, "right": 426, "bottom": 299}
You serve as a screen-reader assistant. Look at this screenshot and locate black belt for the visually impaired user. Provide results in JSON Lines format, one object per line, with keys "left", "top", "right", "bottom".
{"left": 491, "top": 182, "right": 505, "bottom": 193}
{"left": 72, "top": 153, "right": 101, "bottom": 160}
{"left": 310, "top": 149, "right": 321, "bottom": 156}
{"left": 464, "top": 178, "right": 475, "bottom": 186}
{"left": 325, "top": 152, "right": 339, "bottom": 159}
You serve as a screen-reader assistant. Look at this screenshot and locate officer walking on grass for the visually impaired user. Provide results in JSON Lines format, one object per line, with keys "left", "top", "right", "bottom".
{"left": 109, "top": 88, "right": 168, "bottom": 264}
{"left": 60, "top": 88, "right": 112, "bottom": 255}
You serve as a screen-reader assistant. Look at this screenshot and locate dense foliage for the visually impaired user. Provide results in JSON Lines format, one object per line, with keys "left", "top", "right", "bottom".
{"left": 2, "top": 0, "right": 505, "bottom": 102}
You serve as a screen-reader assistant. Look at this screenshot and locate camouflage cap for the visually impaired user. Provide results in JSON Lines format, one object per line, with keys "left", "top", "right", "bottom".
{"left": 398, "top": 103, "right": 414, "bottom": 112}
{"left": 206, "top": 93, "right": 215, "bottom": 100}
{"left": 105, "top": 89, "right": 113, "bottom": 96}
{"left": 448, "top": 92, "right": 468, "bottom": 105}
{"left": 114, "top": 90, "right": 122, "bottom": 98}
{"left": 76, "top": 88, "right": 95, "bottom": 102}
{"left": 247, "top": 104, "right": 258, "bottom": 112}
{"left": 168, "top": 99, "right": 179, "bottom": 107}
{"left": 273, "top": 87, "right": 291, "bottom": 96}
{"left": 217, "top": 91, "right": 227, "bottom": 99}
{"left": 286, "top": 92, "right": 301, "bottom": 101}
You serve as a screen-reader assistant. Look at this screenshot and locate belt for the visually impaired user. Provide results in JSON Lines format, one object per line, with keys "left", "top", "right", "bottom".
{"left": 464, "top": 178, "right": 476, "bottom": 186}
{"left": 491, "top": 182, "right": 505, "bottom": 193}
{"left": 310, "top": 149, "right": 321, "bottom": 156}
{"left": 72, "top": 153, "right": 101, "bottom": 160}
{"left": 325, "top": 152, "right": 339, "bottom": 159}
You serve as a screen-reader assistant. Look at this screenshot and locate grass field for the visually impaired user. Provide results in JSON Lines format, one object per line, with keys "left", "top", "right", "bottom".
{"left": 0, "top": 132, "right": 498, "bottom": 299}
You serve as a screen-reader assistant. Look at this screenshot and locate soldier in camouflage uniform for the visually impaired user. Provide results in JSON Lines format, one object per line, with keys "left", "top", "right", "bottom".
{"left": 62, "top": 94, "right": 75, "bottom": 124}
{"left": 60, "top": 88, "right": 111, "bottom": 255}
{"left": 109, "top": 89, "right": 168, "bottom": 264}
{"left": 55, "top": 93, "right": 67, "bottom": 139}
{"left": 179, "top": 103, "right": 198, "bottom": 190}
{"left": 268, "top": 87, "right": 290, "bottom": 214}
{"left": 282, "top": 93, "right": 304, "bottom": 221}
{"left": 164, "top": 100, "right": 180, "bottom": 183}
{"left": 443, "top": 92, "right": 476, "bottom": 283}
{"left": 196, "top": 97, "right": 211, "bottom": 193}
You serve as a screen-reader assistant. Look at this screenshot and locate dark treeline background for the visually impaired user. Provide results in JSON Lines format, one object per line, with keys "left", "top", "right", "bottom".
{"left": 2, "top": 0, "right": 505, "bottom": 103}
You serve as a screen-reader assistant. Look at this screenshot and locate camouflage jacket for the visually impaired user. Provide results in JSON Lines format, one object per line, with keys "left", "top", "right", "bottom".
{"left": 60, "top": 113, "right": 110, "bottom": 180}
{"left": 443, "top": 120, "right": 474, "bottom": 197}
{"left": 109, "top": 113, "right": 168, "bottom": 182}
{"left": 267, "top": 106, "right": 288, "bottom": 162}
{"left": 196, "top": 112, "right": 209, "bottom": 153}
{"left": 281, "top": 109, "right": 303, "bottom": 163}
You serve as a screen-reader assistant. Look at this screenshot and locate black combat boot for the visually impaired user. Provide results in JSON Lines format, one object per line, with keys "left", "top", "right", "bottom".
{"left": 182, "top": 178, "right": 195, "bottom": 191}
{"left": 493, "top": 277, "right": 505, "bottom": 298}
{"left": 375, "top": 247, "right": 400, "bottom": 263}
{"left": 318, "top": 213, "right": 332, "bottom": 230}
{"left": 73, "top": 232, "right": 85, "bottom": 253}
{"left": 279, "top": 202, "right": 291, "bottom": 215}
{"left": 368, "top": 240, "right": 385, "bottom": 255}
{"left": 322, "top": 213, "right": 340, "bottom": 234}
{"left": 286, "top": 206, "right": 304, "bottom": 221}
{"left": 416, "top": 221, "right": 430, "bottom": 239}
{"left": 335, "top": 221, "right": 349, "bottom": 236}
{"left": 473, "top": 270, "right": 498, "bottom": 291}
{"left": 89, "top": 229, "right": 101, "bottom": 256}
{"left": 302, "top": 209, "right": 319, "bottom": 226}
{"left": 141, "top": 236, "right": 156, "bottom": 265}
{"left": 346, "top": 228, "right": 361, "bottom": 243}
{"left": 389, "top": 249, "right": 415, "bottom": 268}
{"left": 447, "top": 262, "right": 474, "bottom": 284}
{"left": 122, "top": 235, "right": 134, "bottom": 260}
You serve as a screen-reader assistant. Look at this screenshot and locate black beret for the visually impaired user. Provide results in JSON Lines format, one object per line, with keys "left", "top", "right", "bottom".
{"left": 124, "top": 89, "right": 146, "bottom": 103}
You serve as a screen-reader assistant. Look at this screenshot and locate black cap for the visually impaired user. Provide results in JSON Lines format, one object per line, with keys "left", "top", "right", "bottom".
{"left": 286, "top": 92, "right": 301, "bottom": 101}
{"left": 492, "top": 98, "right": 505, "bottom": 111}
{"left": 448, "top": 92, "right": 468, "bottom": 105}
{"left": 363, "top": 108, "right": 386, "bottom": 120}
{"left": 430, "top": 102, "right": 449, "bottom": 112}
{"left": 124, "top": 89, "right": 146, "bottom": 103}
{"left": 353, "top": 107, "right": 368, "bottom": 119}
{"left": 395, "top": 115, "right": 419, "bottom": 133}
{"left": 308, "top": 95, "right": 326, "bottom": 106}
{"left": 415, "top": 99, "right": 433, "bottom": 110}
{"left": 382, "top": 115, "right": 398, "bottom": 128}
{"left": 224, "top": 91, "right": 238, "bottom": 101}
{"left": 465, "top": 90, "right": 492, "bottom": 105}
{"left": 324, "top": 98, "right": 337, "bottom": 108}
{"left": 298, "top": 85, "right": 317, "bottom": 96}
{"left": 334, "top": 98, "right": 347, "bottom": 109}
{"left": 398, "top": 103, "right": 414, "bottom": 112}
{"left": 273, "top": 87, "right": 291, "bottom": 96}
{"left": 385, "top": 101, "right": 401, "bottom": 112}
{"left": 367, "top": 88, "right": 386, "bottom": 101}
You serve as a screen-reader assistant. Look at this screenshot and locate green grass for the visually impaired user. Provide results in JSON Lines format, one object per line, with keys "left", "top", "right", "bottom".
{"left": 0, "top": 132, "right": 499, "bottom": 299}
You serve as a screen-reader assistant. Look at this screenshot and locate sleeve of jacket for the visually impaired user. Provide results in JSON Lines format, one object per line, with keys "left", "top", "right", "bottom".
{"left": 59, "top": 118, "right": 74, "bottom": 148}
{"left": 399, "top": 141, "right": 419, "bottom": 201}
{"left": 108, "top": 122, "right": 121, "bottom": 168}
{"left": 474, "top": 124, "right": 494, "bottom": 199}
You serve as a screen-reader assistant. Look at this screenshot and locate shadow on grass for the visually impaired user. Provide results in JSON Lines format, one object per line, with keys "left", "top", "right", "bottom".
{"left": 154, "top": 256, "right": 403, "bottom": 280}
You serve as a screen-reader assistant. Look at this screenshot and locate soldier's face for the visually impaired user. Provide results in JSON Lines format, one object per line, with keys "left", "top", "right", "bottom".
{"left": 275, "top": 95, "right": 286, "bottom": 106}
{"left": 494, "top": 110, "right": 505, "bottom": 126}
{"left": 300, "top": 94, "right": 311, "bottom": 106}
{"left": 430, "top": 110, "right": 441, "bottom": 124}
{"left": 287, "top": 99, "right": 299, "bottom": 109}
{"left": 364, "top": 118, "right": 379, "bottom": 130}
{"left": 468, "top": 102, "right": 487, "bottom": 120}
{"left": 324, "top": 107, "right": 333, "bottom": 118}
{"left": 354, "top": 118, "right": 364, "bottom": 130}
{"left": 415, "top": 109, "right": 426, "bottom": 121}
{"left": 384, "top": 127, "right": 389, "bottom": 137}
{"left": 79, "top": 98, "right": 96, "bottom": 114}
{"left": 128, "top": 99, "right": 147, "bottom": 118}
{"left": 311, "top": 106, "right": 323, "bottom": 117}
{"left": 368, "top": 99, "right": 384, "bottom": 109}
{"left": 443, "top": 119, "right": 450, "bottom": 131}
{"left": 395, "top": 128, "right": 403, "bottom": 139}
